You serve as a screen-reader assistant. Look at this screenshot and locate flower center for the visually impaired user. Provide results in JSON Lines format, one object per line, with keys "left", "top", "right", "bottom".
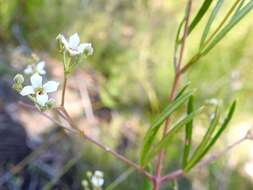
{"left": 35, "top": 87, "right": 44, "bottom": 95}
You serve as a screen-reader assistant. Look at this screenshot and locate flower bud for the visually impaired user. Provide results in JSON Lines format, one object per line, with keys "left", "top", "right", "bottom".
{"left": 13, "top": 74, "right": 24, "bottom": 84}
{"left": 46, "top": 98, "right": 56, "bottom": 109}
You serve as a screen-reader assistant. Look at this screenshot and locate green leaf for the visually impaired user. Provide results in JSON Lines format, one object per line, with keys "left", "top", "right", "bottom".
{"left": 185, "top": 101, "right": 236, "bottom": 171}
{"left": 231, "top": 0, "right": 246, "bottom": 19}
{"left": 144, "top": 107, "right": 203, "bottom": 165}
{"left": 200, "top": 0, "right": 224, "bottom": 48}
{"left": 182, "top": 95, "right": 194, "bottom": 168}
{"left": 143, "top": 165, "right": 152, "bottom": 190}
{"left": 175, "top": 83, "right": 190, "bottom": 100}
{"left": 188, "top": 0, "right": 213, "bottom": 36}
{"left": 139, "top": 90, "right": 193, "bottom": 166}
{"left": 184, "top": 106, "right": 220, "bottom": 171}
{"left": 202, "top": 1, "right": 253, "bottom": 55}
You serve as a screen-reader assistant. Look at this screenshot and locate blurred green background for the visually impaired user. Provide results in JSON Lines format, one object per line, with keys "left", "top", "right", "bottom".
{"left": 0, "top": 0, "right": 253, "bottom": 189}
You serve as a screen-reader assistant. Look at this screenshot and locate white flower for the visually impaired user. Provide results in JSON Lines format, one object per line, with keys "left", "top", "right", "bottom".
{"left": 24, "top": 61, "right": 46, "bottom": 75}
{"left": 56, "top": 33, "right": 93, "bottom": 56}
{"left": 20, "top": 73, "right": 59, "bottom": 106}
{"left": 91, "top": 170, "right": 104, "bottom": 188}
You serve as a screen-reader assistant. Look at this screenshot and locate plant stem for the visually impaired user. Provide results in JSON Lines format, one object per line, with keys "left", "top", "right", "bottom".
{"left": 57, "top": 107, "right": 153, "bottom": 180}
{"left": 153, "top": 1, "right": 193, "bottom": 189}
{"left": 61, "top": 75, "right": 67, "bottom": 107}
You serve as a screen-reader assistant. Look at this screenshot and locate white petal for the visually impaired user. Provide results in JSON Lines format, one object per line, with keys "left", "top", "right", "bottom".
{"left": 69, "top": 33, "right": 80, "bottom": 49}
{"left": 24, "top": 65, "right": 33, "bottom": 75}
{"left": 31, "top": 73, "right": 42, "bottom": 89}
{"left": 36, "top": 61, "right": 46, "bottom": 75}
{"left": 91, "top": 177, "right": 104, "bottom": 187}
{"left": 43, "top": 81, "right": 59, "bottom": 93}
{"left": 78, "top": 43, "right": 93, "bottom": 55}
{"left": 68, "top": 48, "right": 80, "bottom": 56}
{"left": 20, "top": 86, "right": 35, "bottom": 96}
{"left": 36, "top": 93, "right": 48, "bottom": 106}
{"left": 57, "top": 34, "right": 69, "bottom": 48}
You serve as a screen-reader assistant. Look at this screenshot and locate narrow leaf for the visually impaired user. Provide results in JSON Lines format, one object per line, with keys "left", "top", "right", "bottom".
{"left": 185, "top": 101, "right": 236, "bottom": 171}
{"left": 139, "top": 91, "right": 193, "bottom": 165}
{"left": 200, "top": 0, "right": 224, "bottom": 48}
{"left": 202, "top": 1, "right": 253, "bottom": 55}
{"left": 188, "top": 0, "right": 213, "bottom": 36}
{"left": 182, "top": 95, "right": 194, "bottom": 167}
{"left": 184, "top": 106, "right": 220, "bottom": 171}
{"left": 144, "top": 107, "right": 203, "bottom": 165}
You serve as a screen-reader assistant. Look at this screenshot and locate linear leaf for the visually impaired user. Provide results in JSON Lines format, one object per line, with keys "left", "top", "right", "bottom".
{"left": 139, "top": 90, "right": 193, "bottom": 165}
{"left": 143, "top": 107, "right": 203, "bottom": 165}
{"left": 202, "top": 1, "right": 253, "bottom": 55}
{"left": 175, "top": 83, "right": 190, "bottom": 100}
{"left": 184, "top": 106, "right": 220, "bottom": 171}
{"left": 182, "top": 95, "right": 195, "bottom": 168}
{"left": 185, "top": 101, "right": 236, "bottom": 171}
{"left": 188, "top": 0, "right": 213, "bottom": 36}
{"left": 200, "top": 0, "right": 224, "bottom": 48}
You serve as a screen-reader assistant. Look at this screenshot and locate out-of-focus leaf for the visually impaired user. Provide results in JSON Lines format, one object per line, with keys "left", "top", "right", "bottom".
{"left": 182, "top": 95, "right": 194, "bottom": 168}
{"left": 202, "top": 1, "right": 253, "bottom": 55}
{"left": 200, "top": 0, "right": 224, "bottom": 48}
{"left": 139, "top": 91, "right": 193, "bottom": 166}
{"left": 231, "top": 0, "right": 246, "bottom": 19}
{"left": 144, "top": 107, "right": 203, "bottom": 165}
{"left": 188, "top": 0, "right": 213, "bottom": 36}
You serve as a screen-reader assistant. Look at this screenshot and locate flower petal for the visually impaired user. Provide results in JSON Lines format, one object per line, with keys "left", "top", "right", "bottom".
{"left": 20, "top": 85, "right": 35, "bottom": 96}
{"left": 78, "top": 43, "right": 93, "bottom": 55}
{"left": 36, "top": 61, "right": 46, "bottom": 75}
{"left": 43, "top": 81, "right": 59, "bottom": 93}
{"left": 36, "top": 93, "right": 48, "bottom": 106}
{"left": 69, "top": 33, "right": 80, "bottom": 49}
{"left": 57, "top": 33, "right": 69, "bottom": 49}
{"left": 24, "top": 65, "right": 33, "bottom": 75}
{"left": 31, "top": 73, "right": 42, "bottom": 89}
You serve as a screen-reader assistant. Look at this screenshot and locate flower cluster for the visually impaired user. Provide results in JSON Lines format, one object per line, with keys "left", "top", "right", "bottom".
{"left": 13, "top": 61, "right": 59, "bottom": 111}
{"left": 13, "top": 32, "right": 93, "bottom": 111}
{"left": 82, "top": 170, "right": 104, "bottom": 190}
{"left": 56, "top": 33, "right": 93, "bottom": 57}
{"left": 56, "top": 33, "right": 93, "bottom": 75}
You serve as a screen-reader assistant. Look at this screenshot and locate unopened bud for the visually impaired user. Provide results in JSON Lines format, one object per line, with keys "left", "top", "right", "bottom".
{"left": 46, "top": 99, "right": 56, "bottom": 109}
{"left": 13, "top": 74, "right": 24, "bottom": 84}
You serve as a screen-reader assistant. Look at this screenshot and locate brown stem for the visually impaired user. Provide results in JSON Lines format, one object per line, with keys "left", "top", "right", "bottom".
{"left": 58, "top": 107, "right": 153, "bottom": 180}
{"left": 61, "top": 75, "right": 67, "bottom": 107}
{"left": 154, "top": 1, "right": 193, "bottom": 188}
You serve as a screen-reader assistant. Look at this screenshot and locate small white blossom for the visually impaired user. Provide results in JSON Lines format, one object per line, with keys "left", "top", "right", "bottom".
{"left": 56, "top": 33, "right": 93, "bottom": 56}
{"left": 24, "top": 61, "right": 46, "bottom": 75}
{"left": 91, "top": 170, "right": 104, "bottom": 188}
{"left": 20, "top": 73, "right": 59, "bottom": 106}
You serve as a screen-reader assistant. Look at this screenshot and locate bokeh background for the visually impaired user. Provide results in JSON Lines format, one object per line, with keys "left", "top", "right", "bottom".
{"left": 0, "top": 0, "right": 253, "bottom": 189}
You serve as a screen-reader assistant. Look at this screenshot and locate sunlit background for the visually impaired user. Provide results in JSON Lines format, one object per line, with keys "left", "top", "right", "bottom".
{"left": 0, "top": 0, "right": 253, "bottom": 189}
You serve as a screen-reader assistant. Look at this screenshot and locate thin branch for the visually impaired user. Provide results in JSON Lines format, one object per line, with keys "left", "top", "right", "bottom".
{"left": 61, "top": 75, "right": 67, "bottom": 107}
{"left": 58, "top": 107, "right": 153, "bottom": 180}
{"left": 161, "top": 136, "right": 247, "bottom": 183}
{"left": 154, "top": 1, "right": 193, "bottom": 187}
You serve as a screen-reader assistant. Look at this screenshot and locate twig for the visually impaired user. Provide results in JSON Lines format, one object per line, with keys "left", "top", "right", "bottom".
{"left": 160, "top": 136, "right": 247, "bottom": 183}
{"left": 61, "top": 75, "right": 67, "bottom": 107}
{"left": 154, "top": 1, "right": 193, "bottom": 189}
{"left": 51, "top": 106, "right": 154, "bottom": 180}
